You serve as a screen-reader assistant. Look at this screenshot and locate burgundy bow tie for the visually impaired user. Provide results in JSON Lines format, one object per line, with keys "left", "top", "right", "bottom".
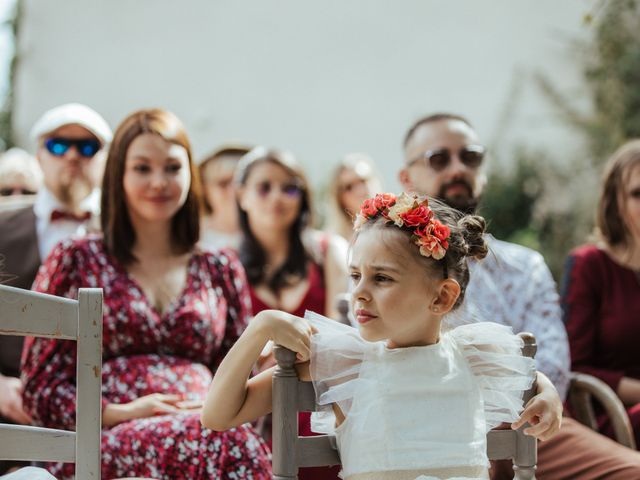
{"left": 50, "top": 209, "right": 92, "bottom": 223}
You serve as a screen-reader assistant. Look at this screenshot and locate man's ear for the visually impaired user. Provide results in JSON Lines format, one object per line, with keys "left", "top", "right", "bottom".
{"left": 430, "top": 279, "right": 461, "bottom": 315}
{"left": 398, "top": 167, "right": 412, "bottom": 192}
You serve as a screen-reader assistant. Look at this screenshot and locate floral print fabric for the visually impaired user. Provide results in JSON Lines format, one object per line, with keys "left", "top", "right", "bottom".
{"left": 21, "top": 236, "right": 271, "bottom": 479}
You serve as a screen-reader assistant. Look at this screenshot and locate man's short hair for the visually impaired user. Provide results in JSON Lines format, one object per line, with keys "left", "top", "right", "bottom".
{"left": 403, "top": 113, "right": 474, "bottom": 148}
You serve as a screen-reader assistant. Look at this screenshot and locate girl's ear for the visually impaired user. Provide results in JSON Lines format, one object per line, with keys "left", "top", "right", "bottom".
{"left": 430, "top": 279, "right": 461, "bottom": 315}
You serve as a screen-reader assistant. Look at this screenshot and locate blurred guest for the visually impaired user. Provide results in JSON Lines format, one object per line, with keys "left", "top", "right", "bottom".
{"left": 326, "top": 152, "right": 381, "bottom": 241}
{"left": 21, "top": 109, "right": 270, "bottom": 480}
{"left": 563, "top": 139, "right": 640, "bottom": 446}
{"left": 0, "top": 103, "right": 111, "bottom": 475}
{"left": 235, "top": 147, "right": 347, "bottom": 480}
{"left": 0, "top": 148, "right": 42, "bottom": 197}
{"left": 198, "top": 144, "right": 250, "bottom": 251}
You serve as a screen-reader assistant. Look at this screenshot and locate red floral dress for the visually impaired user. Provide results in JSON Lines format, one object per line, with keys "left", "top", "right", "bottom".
{"left": 21, "top": 236, "right": 271, "bottom": 480}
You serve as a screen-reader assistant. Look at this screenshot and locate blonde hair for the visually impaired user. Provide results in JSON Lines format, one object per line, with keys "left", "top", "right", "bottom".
{"left": 326, "top": 153, "right": 382, "bottom": 240}
{"left": 0, "top": 148, "right": 43, "bottom": 193}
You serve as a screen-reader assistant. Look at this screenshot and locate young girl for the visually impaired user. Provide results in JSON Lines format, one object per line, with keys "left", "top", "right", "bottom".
{"left": 203, "top": 192, "right": 562, "bottom": 480}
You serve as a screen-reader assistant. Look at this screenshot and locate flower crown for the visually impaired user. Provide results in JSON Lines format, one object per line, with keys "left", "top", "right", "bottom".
{"left": 354, "top": 192, "right": 451, "bottom": 260}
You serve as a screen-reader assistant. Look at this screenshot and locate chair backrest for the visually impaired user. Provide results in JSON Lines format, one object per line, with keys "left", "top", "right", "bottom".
{"left": 568, "top": 371, "right": 636, "bottom": 449}
{"left": 272, "top": 332, "right": 538, "bottom": 480}
{"left": 0, "top": 284, "right": 103, "bottom": 479}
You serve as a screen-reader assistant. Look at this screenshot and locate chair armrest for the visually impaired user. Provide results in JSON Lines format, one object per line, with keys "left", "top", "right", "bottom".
{"left": 569, "top": 372, "right": 636, "bottom": 449}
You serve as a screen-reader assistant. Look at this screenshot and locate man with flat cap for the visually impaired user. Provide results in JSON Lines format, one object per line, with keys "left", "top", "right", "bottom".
{"left": 0, "top": 103, "right": 111, "bottom": 473}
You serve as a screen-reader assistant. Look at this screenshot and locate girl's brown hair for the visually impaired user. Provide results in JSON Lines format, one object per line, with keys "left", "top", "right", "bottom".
{"left": 356, "top": 196, "right": 488, "bottom": 310}
{"left": 101, "top": 108, "right": 201, "bottom": 264}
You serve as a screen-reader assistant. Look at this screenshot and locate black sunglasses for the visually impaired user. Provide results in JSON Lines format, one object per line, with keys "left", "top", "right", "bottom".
{"left": 255, "top": 181, "right": 303, "bottom": 198}
{"left": 409, "top": 145, "right": 486, "bottom": 172}
{"left": 44, "top": 137, "right": 102, "bottom": 158}
{"left": 0, "top": 187, "right": 37, "bottom": 196}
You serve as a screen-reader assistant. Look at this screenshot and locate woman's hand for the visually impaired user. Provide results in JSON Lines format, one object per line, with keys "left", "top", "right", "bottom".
{"left": 511, "top": 372, "right": 563, "bottom": 441}
{"left": 103, "top": 393, "right": 191, "bottom": 427}
{"left": 256, "top": 310, "right": 317, "bottom": 362}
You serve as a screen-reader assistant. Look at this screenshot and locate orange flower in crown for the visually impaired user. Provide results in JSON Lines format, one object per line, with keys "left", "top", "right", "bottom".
{"left": 354, "top": 192, "right": 451, "bottom": 260}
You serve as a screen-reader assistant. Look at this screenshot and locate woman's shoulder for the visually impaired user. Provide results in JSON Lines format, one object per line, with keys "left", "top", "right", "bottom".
{"left": 304, "top": 229, "right": 348, "bottom": 262}
{"left": 47, "top": 233, "right": 105, "bottom": 263}
{"left": 569, "top": 243, "right": 605, "bottom": 261}
{"left": 566, "top": 243, "right": 616, "bottom": 277}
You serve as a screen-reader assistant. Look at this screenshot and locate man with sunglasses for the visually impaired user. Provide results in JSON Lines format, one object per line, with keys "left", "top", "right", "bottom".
{"left": 399, "top": 113, "right": 640, "bottom": 479}
{"left": 0, "top": 103, "right": 111, "bottom": 474}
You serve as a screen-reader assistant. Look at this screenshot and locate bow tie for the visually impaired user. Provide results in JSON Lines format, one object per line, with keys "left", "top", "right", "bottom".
{"left": 50, "top": 209, "right": 92, "bottom": 223}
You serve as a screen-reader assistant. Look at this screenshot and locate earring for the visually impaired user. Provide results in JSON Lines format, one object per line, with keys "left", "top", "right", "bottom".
{"left": 432, "top": 306, "right": 439, "bottom": 313}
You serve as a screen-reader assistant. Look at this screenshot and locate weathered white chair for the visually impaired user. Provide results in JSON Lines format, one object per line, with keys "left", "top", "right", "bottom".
{"left": 272, "top": 332, "right": 538, "bottom": 480}
{"left": 568, "top": 372, "right": 636, "bottom": 449}
{"left": 0, "top": 284, "right": 103, "bottom": 479}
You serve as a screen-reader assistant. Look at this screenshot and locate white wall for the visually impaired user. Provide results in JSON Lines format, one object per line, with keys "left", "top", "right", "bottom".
{"left": 13, "top": 0, "right": 594, "bottom": 193}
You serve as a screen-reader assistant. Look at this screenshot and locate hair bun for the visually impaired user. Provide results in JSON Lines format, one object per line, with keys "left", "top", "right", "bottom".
{"left": 457, "top": 215, "right": 488, "bottom": 260}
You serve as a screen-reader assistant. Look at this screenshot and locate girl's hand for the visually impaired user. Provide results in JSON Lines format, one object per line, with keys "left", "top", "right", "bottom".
{"left": 103, "top": 393, "right": 186, "bottom": 427}
{"left": 0, "top": 375, "right": 32, "bottom": 425}
{"left": 256, "top": 310, "right": 317, "bottom": 362}
{"left": 511, "top": 372, "right": 563, "bottom": 441}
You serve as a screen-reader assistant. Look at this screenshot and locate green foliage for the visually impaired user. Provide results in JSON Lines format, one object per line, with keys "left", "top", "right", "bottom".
{"left": 480, "top": 0, "right": 640, "bottom": 280}
{"left": 0, "top": 0, "right": 19, "bottom": 150}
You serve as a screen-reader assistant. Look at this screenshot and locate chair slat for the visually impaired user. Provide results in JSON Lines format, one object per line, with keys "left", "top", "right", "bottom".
{"left": 486, "top": 429, "right": 517, "bottom": 459}
{"left": 75, "top": 288, "right": 103, "bottom": 479}
{"left": 297, "top": 435, "right": 340, "bottom": 467}
{"left": 0, "top": 284, "right": 77, "bottom": 339}
{"left": 297, "top": 382, "right": 316, "bottom": 412}
{"left": 0, "top": 424, "right": 75, "bottom": 462}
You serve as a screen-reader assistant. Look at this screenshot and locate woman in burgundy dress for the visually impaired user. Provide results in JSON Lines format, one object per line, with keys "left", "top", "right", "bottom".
{"left": 562, "top": 140, "right": 640, "bottom": 445}
{"left": 21, "top": 109, "right": 271, "bottom": 479}
{"left": 234, "top": 147, "right": 348, "bottom": 479}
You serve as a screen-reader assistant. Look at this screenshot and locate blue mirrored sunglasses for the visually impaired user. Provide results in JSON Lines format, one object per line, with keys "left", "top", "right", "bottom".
{"left": 44, "top": 137, "right": 101, "bottom": 158}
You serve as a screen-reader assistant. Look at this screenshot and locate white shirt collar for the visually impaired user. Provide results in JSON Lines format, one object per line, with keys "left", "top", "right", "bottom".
{"left": 33, "top": 187, "right": 101, "bottom": 223}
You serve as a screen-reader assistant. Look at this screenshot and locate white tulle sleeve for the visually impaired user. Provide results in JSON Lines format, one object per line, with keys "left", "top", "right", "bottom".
{"left": 450, "top": 322, "right": 537, "bottom": 432}
{"left": 304, "top": 310, "right": 368, "bottom": 434}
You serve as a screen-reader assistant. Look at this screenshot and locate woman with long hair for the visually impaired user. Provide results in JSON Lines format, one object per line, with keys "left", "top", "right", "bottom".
{"left": 21, "top": 109, "right": 271, "bottom": 479}
{"left": 235, "top": 146, "right": 348, "bottom": 480}
{"left": 562, "top": 139, "right": 640, "bottom": 446}
{"left": 326, "top": 153, "right": 382, "bottom": 241}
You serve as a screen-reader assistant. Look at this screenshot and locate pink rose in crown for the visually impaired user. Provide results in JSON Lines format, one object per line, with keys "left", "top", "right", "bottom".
{"left": 373, "top": 193, "right": 396, "bottom": 211}
{"left": 431, "top": 220, "right": 450, "bottom": 244}
{"left": 414, "top": 224, "right": 447, "bottom": 260}
{"left": 360, "top": 198, "right": 378, "bottom": 217}
{"left": 399, "top": 205, "right": 433, "bottom": 227}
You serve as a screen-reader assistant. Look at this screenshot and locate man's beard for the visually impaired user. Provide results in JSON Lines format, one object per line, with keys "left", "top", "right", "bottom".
{"left": 55, "top": 176, "right": 93, "bottom": 207}
{"left": 437, "top": 180, "right": 479, "bottom": 214}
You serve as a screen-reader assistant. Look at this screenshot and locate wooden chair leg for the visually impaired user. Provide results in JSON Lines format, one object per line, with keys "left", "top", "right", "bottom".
{"left": 513, "top": 465, "right": 536, "bottom": 479}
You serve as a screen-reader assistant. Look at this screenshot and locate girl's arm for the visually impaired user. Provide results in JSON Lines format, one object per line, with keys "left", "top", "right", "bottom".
{"left": 201, "top": 310, "right": 315, "bottom": 431}
{"left": 511, "top": 371, "right": 563, "bottom": 441}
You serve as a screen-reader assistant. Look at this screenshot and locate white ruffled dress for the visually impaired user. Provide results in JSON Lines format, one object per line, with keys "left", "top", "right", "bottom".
{"left": 306, "top": 311, "right": 536, "bottom": 480}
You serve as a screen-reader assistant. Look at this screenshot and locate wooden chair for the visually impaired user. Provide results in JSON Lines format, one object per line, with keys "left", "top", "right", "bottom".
{"left": 568, "top": 372, "right": 636, "bottom": 449}
{"left": 272, "top": 332, "right": 538, "bottom": 480}
{"left": 0, "top": 284, "right": 103, "bottom": 479}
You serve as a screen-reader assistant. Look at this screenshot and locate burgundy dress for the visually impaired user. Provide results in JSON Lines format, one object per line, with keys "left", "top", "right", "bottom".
{"left": 250, "top": 260, "right": 341, "bottom": 480}
{"left": 562, "top": 244, "right": 640, "bottom": 444}
{"left": 21, "top": 236, "right": 271, "bottom": 480}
